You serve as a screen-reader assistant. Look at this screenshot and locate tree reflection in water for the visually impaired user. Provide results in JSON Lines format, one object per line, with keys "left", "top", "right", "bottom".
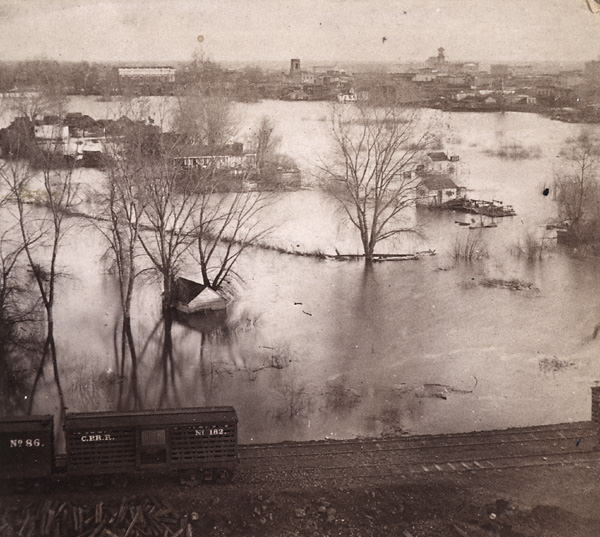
{"left": 108, "top": 306, "right": 245, "bottom": 411}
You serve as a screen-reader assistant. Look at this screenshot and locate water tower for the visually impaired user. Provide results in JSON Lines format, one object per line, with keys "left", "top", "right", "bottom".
{"left": 290, "top": 58, "right": 301, "bottom": 76}
{"left": 437, "top": 47, "right": 446, "bottom": 64}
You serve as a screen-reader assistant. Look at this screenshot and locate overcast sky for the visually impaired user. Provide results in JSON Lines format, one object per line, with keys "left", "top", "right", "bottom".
{"left": 1, "top": 0, "right": 600, "bottom": 64}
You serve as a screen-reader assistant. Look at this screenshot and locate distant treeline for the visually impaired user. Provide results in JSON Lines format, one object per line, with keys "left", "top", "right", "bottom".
{"left": 0, "top": 60, "right": 110, "bottom": 95}
{"left": 0, "top": 59, "right": 285, "bottom": 101}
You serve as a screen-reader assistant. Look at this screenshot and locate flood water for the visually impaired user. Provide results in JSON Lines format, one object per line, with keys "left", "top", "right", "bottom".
{"left": 3, "top": 98, "right": 600, "bottom": 446}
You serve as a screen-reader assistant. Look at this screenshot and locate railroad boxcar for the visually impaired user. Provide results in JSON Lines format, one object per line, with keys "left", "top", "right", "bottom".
{"left": 64, "top": 407, "right": 238, "bottom": 480}
{"left": 0, "top": 415, "right": 54, "bottom": 481}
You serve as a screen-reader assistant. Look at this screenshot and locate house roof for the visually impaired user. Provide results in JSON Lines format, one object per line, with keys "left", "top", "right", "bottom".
{"left": 427, "top": 151, "right": 449, "bottom": 161}
{"left": 421, "top": 175, "right": 458, "bottom": 190}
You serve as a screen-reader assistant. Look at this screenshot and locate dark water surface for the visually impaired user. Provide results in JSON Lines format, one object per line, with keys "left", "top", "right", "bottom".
{"left": 4, "top": 98, "right": 600, "bottom": 445}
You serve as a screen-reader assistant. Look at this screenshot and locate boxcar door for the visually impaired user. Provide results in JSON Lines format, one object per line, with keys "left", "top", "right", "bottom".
{"left": 138, "top": 428, "right": 169, "bottom": 468}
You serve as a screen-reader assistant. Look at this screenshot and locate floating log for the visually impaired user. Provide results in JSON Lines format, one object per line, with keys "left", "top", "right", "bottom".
{"left": 326, "top": 250, "right": 435, "bottom": 262}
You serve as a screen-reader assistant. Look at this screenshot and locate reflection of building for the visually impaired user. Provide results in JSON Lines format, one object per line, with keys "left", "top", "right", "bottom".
{"left": 117, "top": 66, "right": 176, "bottom": 95}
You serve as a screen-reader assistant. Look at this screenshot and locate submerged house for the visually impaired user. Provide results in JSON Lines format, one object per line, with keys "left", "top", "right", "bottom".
{"left": 416, "top": 175, "right": 466, "bottom": 206}
{"left": 174, "top": 277, "right": 228, "bottom": 314}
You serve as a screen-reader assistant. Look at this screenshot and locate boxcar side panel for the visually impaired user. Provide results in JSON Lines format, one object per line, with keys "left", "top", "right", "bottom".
{"left": 169, "top": 422, "right": 237, "bottom": 469}
{"left": 66, "top": 428, "right": 136, "bottom": 475}
{"left": 0, "top": 417, "right": 54, "bottom": 480}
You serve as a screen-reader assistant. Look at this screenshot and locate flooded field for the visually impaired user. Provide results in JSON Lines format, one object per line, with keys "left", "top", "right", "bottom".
{"left": 3, "top": 98, "right": 600, "bottom": 446}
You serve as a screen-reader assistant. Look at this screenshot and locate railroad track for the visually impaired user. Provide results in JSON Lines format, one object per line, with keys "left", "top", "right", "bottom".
{"left": 234, "top": 422, "right": 600, "bottom": 486}
{"left": 240, "top": 422, "right": 595, "bottom": 459}
{"left": 236, "top": 450, "right": 600, "bottom": 487}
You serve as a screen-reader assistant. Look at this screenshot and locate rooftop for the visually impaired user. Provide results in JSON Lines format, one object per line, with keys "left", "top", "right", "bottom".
{"left": 421, "top": 175, "right": 459, "bottom": 190}
{"left": 427, "top": 151, "right": 450, "bottom": 161}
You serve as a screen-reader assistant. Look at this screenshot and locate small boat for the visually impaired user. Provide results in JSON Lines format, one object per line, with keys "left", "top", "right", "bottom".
{"left": 455, "top": 220, "right": 470, "bottom": 226}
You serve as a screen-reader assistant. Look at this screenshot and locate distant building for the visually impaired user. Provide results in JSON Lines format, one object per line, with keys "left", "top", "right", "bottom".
{"left": 459, "top": 62, "right": 480, "bottom": 73}
{"left": 117, "top": 66, "right": 176, "bottom": 95}
{"left": 511, "top": 65, "right": 534, "bottom": 77}
{"left": 442, "top": 74, "right": 470, "bottom": 86}
{"left": 413, "top": 69, "right": 438, "bottom": 83}
{"left": 505, "top": 93, "right": 537, "bottom": 105}
{"left": 175, "top": 143, "right": 257, "bottom": 175}
{"left": 556, "top": 71, "right": 584, "bottom": 89}
{"left": 301, "top": 71, "right": 316, "bottom": 85}
{"left": 289, "top": 58, "right": 302, "bottom": 81}
{"left": 535, "top": 85, "right": 576, "bottom": 105}
{"left": 426, "top": 47, "right": 447, "bottom": 69}
{"left": 424, "top": 152, "right": 460, "bottom": 174}
{"left": 356, "top": 89, "right": 370, "bottom": 101}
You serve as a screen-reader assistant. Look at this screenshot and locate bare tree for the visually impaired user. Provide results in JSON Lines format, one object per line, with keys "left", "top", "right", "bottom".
{"left": 1, "top": 140, "right": 76, "bottom": 417}
{"left": 321, "top": 102, "right": 433, "bottom": 261}
{"left": 137, "top": 158, "right": 202, "bottom": 313}
{"left": 95, "top": 125, "right": 149, "bottom": 408}
{"left": 0, "top": 175, "right": 42, "bottom": 414}
{"left": 172, "top": 92, "right": 235, "bottom": 148}
{"left": 195, "top": 177, "right": 271, "bottom": 293}
{"left": 554, "top": 131, "right": 600, "bottom": 241}
{"left": 253, "top": 116, "right": 281, "bottom": 177}
{"left": 6, "top": 82, "right": 68, "bottom": 123}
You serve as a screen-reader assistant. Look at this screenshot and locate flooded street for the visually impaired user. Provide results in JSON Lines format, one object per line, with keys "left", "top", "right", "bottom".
{"left": 6, "top": 98, "right": 600, "bottom": 446}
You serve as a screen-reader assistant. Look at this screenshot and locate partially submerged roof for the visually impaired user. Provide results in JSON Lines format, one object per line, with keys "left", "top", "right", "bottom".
{"left": 175, "top": 276, "right": 227, "bottom": 313}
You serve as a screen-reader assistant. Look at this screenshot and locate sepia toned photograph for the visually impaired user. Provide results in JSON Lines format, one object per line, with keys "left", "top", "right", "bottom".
{"left": 1, "top": 0, "right": 600, "bottom": 535}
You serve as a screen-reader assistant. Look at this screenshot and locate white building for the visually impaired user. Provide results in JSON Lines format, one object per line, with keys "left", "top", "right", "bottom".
{"left": 117, "top": 66, "right": 176, "bottom": 82}
{"left": 424, "top": 152, "right": 460, "bottom": 174}
{"left": 34, "top": 123, "right": 107, "bottom": 160}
